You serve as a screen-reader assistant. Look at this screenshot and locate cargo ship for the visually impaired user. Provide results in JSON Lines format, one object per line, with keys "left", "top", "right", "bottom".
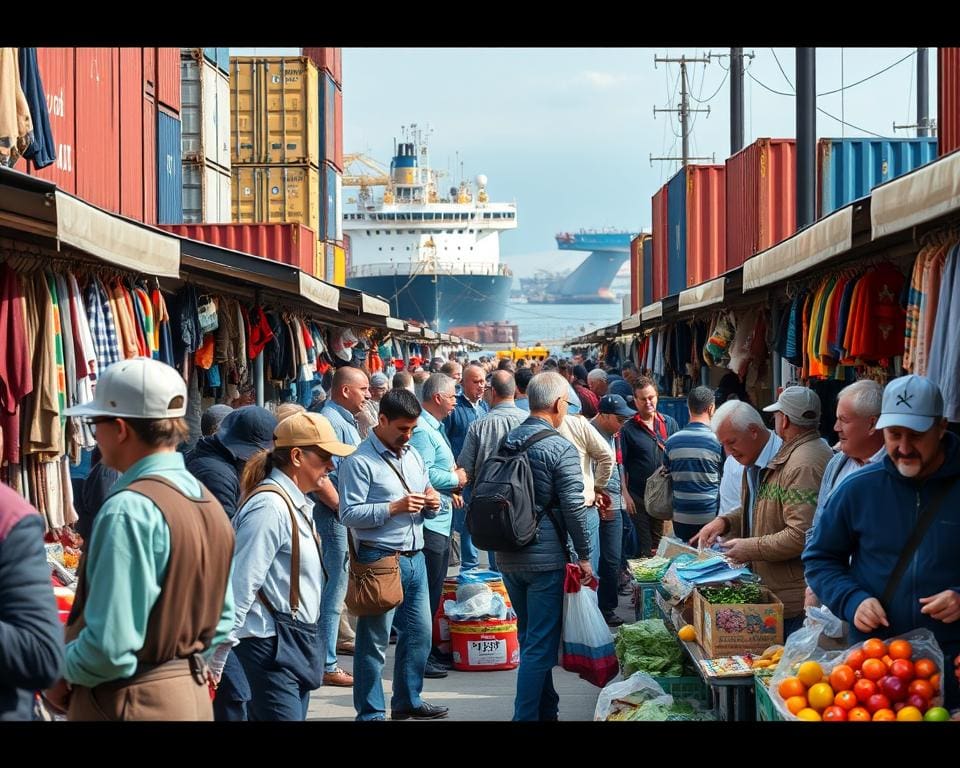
{"left": 342, "top": 124, "right": 517, "bottom": 332}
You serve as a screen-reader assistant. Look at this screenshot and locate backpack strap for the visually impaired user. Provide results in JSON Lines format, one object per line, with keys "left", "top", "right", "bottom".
{"left": 501, "top": 428, "right": 556, "bottom": 456}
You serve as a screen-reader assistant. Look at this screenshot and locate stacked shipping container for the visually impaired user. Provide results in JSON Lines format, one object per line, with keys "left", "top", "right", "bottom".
{"left": 159, "top": 223, "right": 317, "bottom": 274}
{"left": 666, "top": 164, "right": 726, "bottom": 294}
{"left": 939, "top": 48, "right": 960, "bottom": 157}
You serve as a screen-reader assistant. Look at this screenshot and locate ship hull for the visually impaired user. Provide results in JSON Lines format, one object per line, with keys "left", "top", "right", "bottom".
{"left": 347, "top": 273, "right": 512, "bottom": 332}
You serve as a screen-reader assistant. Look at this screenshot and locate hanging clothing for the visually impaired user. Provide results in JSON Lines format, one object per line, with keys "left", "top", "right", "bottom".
{"left": 17, "top": 47, "right": 55, "bottom": 169}
{"left": 54, "top": 274, "right": 77, "bottom": 409}
{"left": 85, "top": 278, "right": 121, "bottom": 370}
{"left": 847, "top": 263, "right": 906, "bottom": 361}
{"left": 903, "top": 245, "right": 931, "bottom": 373}
{"left": 27, "top": 274, "right": 61, "bottom": 456}
{"left": 0, "top": 48, "right": 34, "bottom": 167}
{"left": 0, "top": 264, "right": 32, "bottom": 465}
{"left": 927, "top": 244, "right": 960, "bottom": 421}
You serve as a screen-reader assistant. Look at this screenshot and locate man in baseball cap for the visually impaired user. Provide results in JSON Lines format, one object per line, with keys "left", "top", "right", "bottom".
{"left": 47, "top": 358, "right": 236, "bottom": 720}
{"left": 762, "top": 385, "right": 822, "bottom": 430}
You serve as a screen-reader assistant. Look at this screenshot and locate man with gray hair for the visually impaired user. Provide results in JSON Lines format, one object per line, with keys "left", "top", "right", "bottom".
{"left": 587, "top": 368, "right": 609, "bottom": 399}
{"left": 695, "top": 389, "right": 831, "bottom": 638}
{"left": 497, "top": 372, "right": 593, "bottom": 721}
{"left": 394, "top": 370, "right": 415, "bottom": 394}
{"left": 440, "top": 361, "right": 462, "bottom": 387}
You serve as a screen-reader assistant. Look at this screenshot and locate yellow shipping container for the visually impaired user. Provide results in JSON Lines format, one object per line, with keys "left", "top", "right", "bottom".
{"left": 314, "top": 242, "right": 326, "bottom": 280}
{"left": 332, "top": 244, "right": 346, "bottom": 285}
{"left": 231, "top": 56, "right": 320, "bottom": 166}
{"left": 232, "top": 165, "right": 320, "bottom": 235}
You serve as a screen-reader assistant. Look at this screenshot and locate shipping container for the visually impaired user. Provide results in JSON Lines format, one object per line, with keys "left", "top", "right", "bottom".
{"left": 666, "top": 170, "right": 686, "bottom": 295}
{"left": 160, "top": 222, "right": 317, "bottom": 274}
{"left": 28, "top": 48, "right": 76, "bottom": 193}
{"left": 119, "top": 48, "right": 144, "bottom": 221}
{"left": 333, "top": 243, "right": 346, "bottom": 285}
{"left": 75, "top": 48, "right": 120, "bottom": 213}
{"left": 667, "top": 164, "right": 725, "bottom": 293}
{"left": 143, "top": 95, "right": 157, "bottom": 225}
{"left": 157, "top": 110, "right": 183, "bottom": 224}
{"left": 334, "top": 83, "right": 343, "bottom": 172}
{"left": 156, "top": 47, "right": 180, "bottom": 113}
{"left": 143, "top": 47, "right": 156, "bottom": 93}
{"left": 181, "top": 54, "right": 230, "bottom": 169}
{"left": 230, "top": 56, "right": 320, "bottom": 166}
{"left": 817, "top": 137, "right": 938, "bottom": 216}
{"left": 231, "top": 164, "right": 321, "bottom": 235}
{"left": 323, "top": 241, "right": 336, "bottom": 283}
{"left": 651, "top": 186, "right": 669, "bottom": 301}
{"left": 939, "top": 48, "right": 960, "bottom": 156}
{"left": 201, "top": 48, "right": 230, "bottom": 75}
{"left": 321, "top": 163, "right": 342, "bottom": 241}
{"left": 629, "top": 235, "right": 644, "bottom": 315}
{"left": 182, "top": 162, "right": 231, "bottom": 223}
{"left": 320, "top": 73, "right": 344, "bottom": 170}
{"left": 343, "top": 232, "right": 352, "bottom": 274}
{"left": 302, "top": 47, "right": 342, "bottom": 86}
{"left": 643, "top": 236, "right": 653, "bottom": 307}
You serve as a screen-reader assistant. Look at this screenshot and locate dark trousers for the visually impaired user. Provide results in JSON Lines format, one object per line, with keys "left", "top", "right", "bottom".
{"left": 630, "top": 492, "right": 663, "bottom": 556}
{"left": 213, "top": 649, "right": 251, "bottom": 721}
{"left": 671, "top": 520, "right": 709, "bottom": 544}
{"left": 621, "top": 507, "right": 640, "bottom": 563}
{"left": 423, "top": 528, "right": 450, "bottom": 656}
{"left": 234, "top": 636, "right": 311, "bottom": 721}
{"left": 598, "top": 512, "right": 623, "bottom": 615}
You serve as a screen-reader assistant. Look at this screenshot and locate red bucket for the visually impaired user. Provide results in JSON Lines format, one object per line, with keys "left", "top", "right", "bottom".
{"left": 432, "top": 577, "right": 459, "bottom": 654}
{"left": 449, "top": 618, "right": 519, "bottom": 672}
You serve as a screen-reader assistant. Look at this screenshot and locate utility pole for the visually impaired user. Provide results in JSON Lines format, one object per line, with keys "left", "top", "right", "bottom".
{"left": 730, "top": 48, "right": 744, "bottom": 155}
{"left": 894, "top": 48, "right": 937, "bottom": 137}
{"left": 796, "top": 48, "right": 816, "bottom": 229}
{"left": 652, "top": 53, "right": 713, "bottom": 169}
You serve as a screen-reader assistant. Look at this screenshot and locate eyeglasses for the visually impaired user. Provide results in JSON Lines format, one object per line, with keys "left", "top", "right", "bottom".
{"left": 85, "top": 417, "right": 117, "bottom": 434}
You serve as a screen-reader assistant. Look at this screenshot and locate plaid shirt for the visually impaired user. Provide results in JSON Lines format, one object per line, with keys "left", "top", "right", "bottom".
{"left": 85, "top": 277, "right": 121, "bottom": 370}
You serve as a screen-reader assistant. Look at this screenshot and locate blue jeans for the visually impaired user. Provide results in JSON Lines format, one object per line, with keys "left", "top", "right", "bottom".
{"left": 423, "top": 528, "right": 450, "bottom": 656}
{"left": 598, "top": 511, "right": 623, "bottom": 615}
{"left": 233, "top": 636, "right": 311, "bottom": 721}
{"left": 213, "top": 650, "right": 251, "bottom": 721}
{"left": 502, "top": 569, "right": 565, "bottom": 721}
{"left": 456, "top": 489, "right": 480, "bottom": 571}
{"left": 621, "top": 507, "right": 640, "bottom": 563}
{"left": 353, "top": 547, "right": 432, "bottom": 721}
{"left": 314, "top": 505, "right": 349, "bottom": 673}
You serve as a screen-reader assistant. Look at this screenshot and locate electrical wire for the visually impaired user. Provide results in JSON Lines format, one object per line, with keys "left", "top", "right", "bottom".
{"left": 817, "top": 50, "right": 915, "bottom": 97}
{"left": 689, "top": 67, "right": 729, "bottom": 105}
{"left": 771, "top": 48, "right": 794, "bottom": 90}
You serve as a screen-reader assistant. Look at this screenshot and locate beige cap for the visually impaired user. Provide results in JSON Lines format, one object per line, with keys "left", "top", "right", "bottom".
{"left": 274, "top": 412, "right": 356, "bottom": 457}
{"left": 762, "top": 386, "right": 821, "bottom": 427}
{"left": 276, "top": 403, "right": 306, "bottom": 422}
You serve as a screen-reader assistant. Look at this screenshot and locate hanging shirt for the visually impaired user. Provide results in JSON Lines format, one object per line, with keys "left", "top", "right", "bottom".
{"left": 85, "top": 278, "right": 120, "bottom": 370}
{"left": 0, "top": 265, "right": 32, "bottom": 465}
{"left": 27, "top": 275, "right": 61, "bottom": 456}
{"left": 54, "top": 274, "right": 77, "bottom": 409}
{"left": 46, "top": 273, "right": 66, "bottom": 420}
{"left": 927, "top": 243, "right": 960, "bottom": 421}
{"left": 917, "top": 243, "right": 948, "bottom": 376}
{"left": 848, "top": 263, "right": 906, "bottom": 361}
{"left": 903, "top": 246, "right": 930, "bottom": 373}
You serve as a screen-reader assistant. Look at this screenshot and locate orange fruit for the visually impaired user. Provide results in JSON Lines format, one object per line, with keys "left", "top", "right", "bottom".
{"left": 929, "top": 673, "right": 941, "bottom": 689}
{"left": 823, "top": 705, "right": 847, "bottom": 722}
{"left": 798, "top": 661, "right": 824, "bottom": 688}
{"left": 807, "top": 682, "right": 835, "bottom": 711}
{"left": 845, "top": 649, "right": 866, "bottom": 671}
{"left": 914, "top": 658, "right": 937, "bottom": 679}
{"left": 882, "top": 655, "right": 895, "bottom": 669}
{"left": 862, "top": 658, "right": 887, "bottom": 681}
{"left": 848, "top": 706, "right": 872, "bottom": 722}
{"left": 896, "top": 706, "right": 924, "bottom": 721}
{"left": 796, "top": 707, "right": 822, "bottom": 721}
{"left": 834, "top": 690, "right": 858, "bottom": 711}
{"left": 872, "top": 708, "right": 897, "bottom": 721}
{"left": 888, "top": 639, "right": 913, "bottom": 660}
{"left": 829, "top": 664, "right": 856, "bottom": 692}
{"left": 786, "top": 695, "right": 808, "bottom": 715}
{"left": 863, "top": 638, "right": 888, "bottom": 659}
{"left": 778, "top": 677, "right": 806, "bottom": 700}
{"left": 908, "top": 679, "right": 935, "bottom": 701}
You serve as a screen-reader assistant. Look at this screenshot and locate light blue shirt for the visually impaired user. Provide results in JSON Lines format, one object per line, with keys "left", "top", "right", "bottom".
{"left": 409, "top": 410, "right": 458, "bottom": 537}
{"left": 65, "top": 452, "right": 235, "bottom": 687}
{"left": 338, "top": 430, "right": 434, "bottom": 551}
{"left": 230, "top": 469, "right": 323, "bottom": 641}
{"left": 320, "top": 400, "right": 362, "bottom": 497}
{"left": 807, "top": 445, "right": 886, "bottom": 544}
{"left": 516, "top": 398, "right": 530, "bottom": 412}
{"left": 744, "top": 431, "right": 783, "bottom": 534}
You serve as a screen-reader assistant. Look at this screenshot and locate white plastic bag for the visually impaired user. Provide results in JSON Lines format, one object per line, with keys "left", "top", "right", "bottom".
{"left": 593, "top": 671, "right": 673, "bottom": 721}
{"left": 560, "top": 564, "right": 618, "bottom": 688}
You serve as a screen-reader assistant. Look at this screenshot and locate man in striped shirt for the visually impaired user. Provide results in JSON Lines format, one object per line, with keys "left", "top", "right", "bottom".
{"left": 663, "top": 386, "right": 723, "bottom": 541}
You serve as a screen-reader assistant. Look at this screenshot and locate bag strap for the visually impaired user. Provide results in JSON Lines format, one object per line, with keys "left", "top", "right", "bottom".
{"left": 881, "top": 476, "right": 959, "bottom": 610}
{"left": 500, "top": 428, "right": 555, "bottom": 456}
{"left": 381, "top": 453, "right": 412, "bottom": 494}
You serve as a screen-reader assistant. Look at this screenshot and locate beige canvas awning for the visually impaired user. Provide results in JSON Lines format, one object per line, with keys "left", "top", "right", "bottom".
{"left": 679, "top": 276, "right": 724, "bottom": 312}
{"left": 297, "top": 272, "right": 341, "bottom": 311}
{"left": 621, "top": 312, "right": 642, "bottom": 331}
{"left": 641, "top": 301, "right": 663, "bottom": 321}
{"left": 871, "top": 151, "right": 960, "bottom": 238}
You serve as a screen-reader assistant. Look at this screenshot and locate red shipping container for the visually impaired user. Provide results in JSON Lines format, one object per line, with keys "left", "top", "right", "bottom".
{"left": 939, "top": 48, "right": 960, "bottom": 157}
{"left": 75, "top": 48, "right": 120, "bottom": 213}
{"left": 159, "top": 223, "right": 318, "bottom": 274}
{"left": 629, "top": 235, "right": 644, "bottom": 315}
{"left": 685, "top": 164, "right": 726, "bottom": 287}
{"left": 143, "top": 47, "right": 156, "bottom": 93}
{"left": 651, "top": 186, "right": 669, "bottom": 301}
{"left": 156, "top": 47, "right": 180, "bottom": 113}
{"left": 28, "top": 48, "right": 76, "bottom": 193}
{"left": 143, "top": 95, "right": 157, "bottom": 225}
{"left": 119, "top": 49, "right": 144, "bottom": 221}
{"left": 725, "top": 138, "right": 796, "bottom": 270}
{"left": 302, "top": 47, "right": 342, "bottom": 86}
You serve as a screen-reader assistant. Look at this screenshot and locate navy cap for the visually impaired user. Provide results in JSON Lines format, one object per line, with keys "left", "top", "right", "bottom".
{"left": 217, "top": 406, "right": 278, "bottom": 461}
{"left": 599, "top": 394, "right": 637, "bottom": 418}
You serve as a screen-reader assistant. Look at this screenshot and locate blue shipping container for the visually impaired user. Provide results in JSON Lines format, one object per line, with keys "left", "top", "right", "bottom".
{"left": 666, "top": 168, "right": 687, "bottom": 296}
{"left": 817, "top": 137, "right": 938, "bottom": 217}
{"left": 643, "top": 236, "right": 653, "bottom": 307}
{"left": 320, "top": 73, "right": 336, "bottom": 163}
{"left": 323, "top": 164, "right": 338, "bottom": 241}
{"left": 203, "top": 48, "right": 230, "bottom": 75}
{"left": 158, "top": 112, "right": 183, "bottom": 224}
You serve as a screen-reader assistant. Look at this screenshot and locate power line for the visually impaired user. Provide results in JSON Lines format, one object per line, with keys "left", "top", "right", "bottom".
{"left": 771, "top": 48, "right": 794, "bottom": 90}
{"left": 817, "top": 50, "right": 915, "bottom": 97}
{"left": 689, "top": 67, "right": 729, "bottom": 105}
{"left": 746, "top": 71, "right": 793, "bottom": 97}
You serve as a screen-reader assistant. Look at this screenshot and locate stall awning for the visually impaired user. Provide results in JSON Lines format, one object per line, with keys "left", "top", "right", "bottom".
{"left": 679, "top": 275, "right": 724, "bottom": 312}
{"left": 361, "top": 294, "right": 390, "bottom": 316}
{"left": 743, "top": 206, "right": 853, "bottom": 292}
{"left": 871, "top": 150, "right": 960, "bottom": 238}
{"left": 422, "top": 328, "right": 438, "bottom": 340}
{"left": 297, "top": 272, "right": 340, "bottom": 311}
{"left": 386, "top": 317, "right": 406, "bottom": 331}
{"left": 621, "top": 312, "right": 642, "bottom": 331}
{"left": 641, "top": 301, "right": 663, "bottom": 321}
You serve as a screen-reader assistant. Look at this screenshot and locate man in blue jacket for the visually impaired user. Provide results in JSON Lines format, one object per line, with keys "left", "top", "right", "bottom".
{"left": 805, "top": 375, "right": 960, "bottom": 709}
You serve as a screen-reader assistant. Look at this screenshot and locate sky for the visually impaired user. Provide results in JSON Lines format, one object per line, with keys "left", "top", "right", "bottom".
{"left": 232, "top": 47, "right": 938, "bottom": 278}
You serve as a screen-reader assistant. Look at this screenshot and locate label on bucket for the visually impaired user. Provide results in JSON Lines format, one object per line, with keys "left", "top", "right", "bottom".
{"left": 467, "top": 638, "right": 507, "bottom": 666}
{"left": 439, "top": 617, "right": 450, "bottom": 642}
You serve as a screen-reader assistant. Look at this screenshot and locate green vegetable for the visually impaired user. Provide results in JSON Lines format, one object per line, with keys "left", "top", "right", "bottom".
{"left": 630, "top": 557, "right": 671, "bottom": 582}
{"left": 614, "top": 619, "right": 685, "bottom": 677}
{"left": 609, "top": 699, "right": 717, "bottom": 722}
{"left": 699, "top": 582, "right": 763, "bottom": 605}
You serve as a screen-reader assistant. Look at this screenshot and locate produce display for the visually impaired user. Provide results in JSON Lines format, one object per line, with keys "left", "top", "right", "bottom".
{"left": 699, "top": 583, "right": 763, "bottom": 604}
{"left": 607, "top": 697, "right": 717, "bottom": 722}
{"left": 614, "top": 620, "right": 685, "bottom": 678}
{"left": 629, "top": 557, "right": 672, "bottom": 583}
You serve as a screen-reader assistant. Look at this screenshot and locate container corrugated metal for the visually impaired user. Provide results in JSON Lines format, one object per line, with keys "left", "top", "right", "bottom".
{"left": 143, "top": 47, "right": 156, "bottom": 93}
{"left": 332, "top": 244, "right": 346, "bottom": 285}
{"left": 343, "top": 233, "right": 351, "bottom": 274}
{"left": 143, "top": 95, "right": 157, "bottom": 225}
{"left": 181, "top": 55, "right": 230, "bottom": 169}
{"left": 181, "top": 162, "right": 231, "bottom": 224}
{"left": 725, "top": 138, "right": 796, "bottom": 270}
{"left": 75, "top": 48, "right": 120, "bottom": 213}
{"left": 324, "top": 241, "right": 336, "bottom": 282}
{"left": 666, "top": 169, "right": 687, "bottom": 295}
{"left": 160, "top": 222, "right": 316, "bottom": 274}
{"left": 231, "top": 164, "right": 321, "bottom": 235}
{"left": 651, "top": 186, "right": 669, "bottom": 301}
{"left": 157, "top": 110, "right": 183, "bottom": 224}
{"left": 28, "top": 48, "right": 75, "bottom": 193}
{"left": 321, "top": 163, "right": 343, "bottom": 241}
{"left": 643, "top": 236, "right": 653, "bottom": 307}
{"left": 302, "top": 47, "right": 342, "bottom": 86}
{"left": 320, "top": 73, "right": 344, "bottom": 171}
{"left": 939, "top": 48, "right": 960, "bottom": 157}
{"left": 230, "top": 56, "right": 320, "bottom": 166}
{"left": 334, "top": 84, "right": 343, "bottom": 172}
{"left": 629, "top": 235, "right": 644, "bottom": 315}
{"left": 817, "top": 137, "right": 939, "bottom": 216}
{"left": 684, "top": 164, "right": 726, "bottom": 287}
{"left": 156, "top": 47, "right": 180, "bottom": 113}
{"left": 119, "top": 48, "right": 144, "bottom": 221}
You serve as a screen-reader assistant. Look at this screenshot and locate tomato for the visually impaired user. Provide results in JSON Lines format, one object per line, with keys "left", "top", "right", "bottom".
{"left": 888, "top": 639, "right": 913, "bottom": 660}
{"left": 897, "top": 705, "right": 924, "bottom": 721}
{"left": 834, "top": 690, "right": 858, "bottom": 711}
{"left": 866, "top": 693, "right": 892, "bottom": 714}
{"left": 778, "top": 677, "right": 806, "bottom": 700}
{"left": 890, "top": 658, "right": 915, "bottom": 682}
{"left": 807, "top": 683, "right": 835, "bottom": 712}
{"left": 862, "top": 658, "right": 887, "bottom": 681}
{"left": 929, "top": 673, "right": 941, "bottom": 689}
{"left": 854, "top": 678, "right": 877, "bottom": 704}
{"left": 872, "top": 708, "right": 897, "bottom": 721}
{"left": 829, "top": 664, "right": 856, "bottom": 692}
{"left": 914, "top": 658, "right": 937, "bottom": 679}
{"left": 845, "top": 649, "right": 866, "bottom": 671}
{"left": 862, "top": 638, "right": 888, "bottom": 659}
{"left": 906, "top": 694, "right": 929, "bottom": 712}
{"left": 908, "top": 678, "right": 935, "bottom": 701}
{"left": 822, "top": 705, "right": 847, "bottom": 722}
{"left": 795, "top": 708, "right": 821, "bottom": 721}
{"left": 882, "top": 655, "right": 895, "bottom": 669}
{"left": 785, "top": 695, "right": 808, "bottom": 715}
{"left": 798, "top": 661, "right": 824, "bottom": 688}
{"left": 848, "top": 706, "right": 872, "bottom": 722}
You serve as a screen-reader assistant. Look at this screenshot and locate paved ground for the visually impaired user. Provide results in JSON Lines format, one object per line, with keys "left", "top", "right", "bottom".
{"left": 306, "top": 564, "right": 634, "bottom": 722}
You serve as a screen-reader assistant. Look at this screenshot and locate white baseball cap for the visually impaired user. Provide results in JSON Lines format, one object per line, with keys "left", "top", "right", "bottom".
{"left": 875, "top": 375, "right": 944, "bottom": 433}
{"left": 64, "top": 357, "right": 188, "bottom": 420}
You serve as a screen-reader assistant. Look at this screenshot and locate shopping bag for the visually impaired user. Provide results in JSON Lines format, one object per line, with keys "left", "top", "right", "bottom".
{"left": 560, "top": 563, "right": 619, "bottom": 687}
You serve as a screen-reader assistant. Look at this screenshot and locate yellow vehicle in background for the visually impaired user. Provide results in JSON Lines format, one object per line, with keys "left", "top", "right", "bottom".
{"left": 495, "top": 346, "right": 550, "bottom": 363}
